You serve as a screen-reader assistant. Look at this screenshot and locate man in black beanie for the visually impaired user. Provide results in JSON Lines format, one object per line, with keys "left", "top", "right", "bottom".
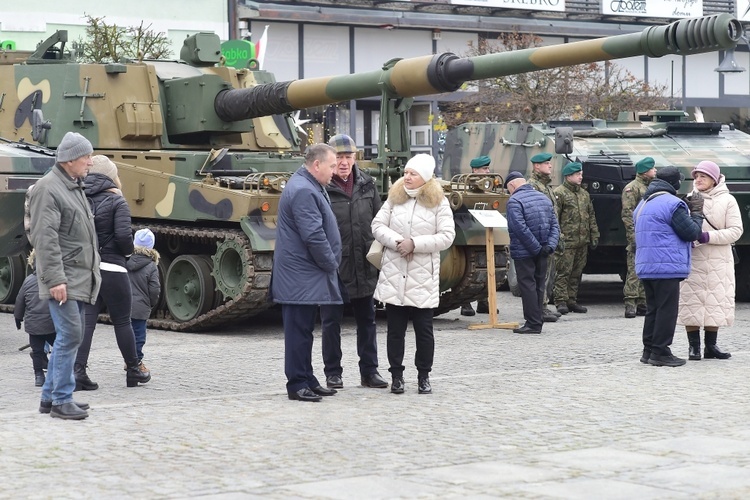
{"left": 633, "top": 166, "right": 704, "bottom": 367}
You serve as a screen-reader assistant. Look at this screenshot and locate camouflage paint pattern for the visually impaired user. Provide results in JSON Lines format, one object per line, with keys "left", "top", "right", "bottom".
{"left": 0, "top": 14, "right": 741, "bottom": 325}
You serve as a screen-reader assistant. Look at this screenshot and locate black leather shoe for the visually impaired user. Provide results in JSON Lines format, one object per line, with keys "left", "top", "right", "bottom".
{"left": 476, "top": 300, "right": 498, "bottom": 314}
{"left": 40, "top": 400, "right": 90, "bottom": 414}
{"left": 542, "top": 312, "right": 558, "bottom": 323}
{"left": 49, "top": 402, "right": 89, "bottom": 420}
{"left": 568, "top": 303, "right": 588, "bottom": 313}
{"left": 648, "top": 353, "right": 686, "bottom": 367}
{"left": 556, "top": 304, "right": 569, "bottom": 315}
{"left": 288, "top": 387, "right": 322, "bottom": 402}
{"left": 361, "top": 372, "right": 388, "bottom": 388}
{"left": 513, "top": 326, "right": 541, "bottom": 334}
{"left": 418, "top": 377, "right": 432, "bottom": 394}
{"left": 391, "top": 376, "right": 405, "bottom": 394}
{"left": 460, "top": 304, "right": 475, "bottom": 316}
{"left": 688, "top": 345, "right": 702, "bottom": 360}
{"left": 34, "top": 371, "right": 45, "bottom": 387}
{"left": 640, "top": 348, "right": 651, "bottom": 364}
{"left": 326, "top": 375, "right": 344, "bottom": 389}
{"left": 624, "top": 305, "right": 636, "bottom": 318}
{"left": 636, "top": 304, "right": 647, "bottom": 316}
{"left": 311, "top": 385, "right": 337, "bottom": 396}
{"left": 704, "top": 345, "right": 731, "bottom": 359}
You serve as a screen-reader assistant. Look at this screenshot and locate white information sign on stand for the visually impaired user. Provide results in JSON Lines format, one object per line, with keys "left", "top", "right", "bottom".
{"left": 466, "top": 210, "right": 518, "bottom": 331}
{"left": 468, "top": 209, "right": 507, "bottom": 228}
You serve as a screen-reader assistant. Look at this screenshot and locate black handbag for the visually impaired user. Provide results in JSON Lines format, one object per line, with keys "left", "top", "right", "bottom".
{"left": 703, "top": 216, "right": 740, "bottom": 265}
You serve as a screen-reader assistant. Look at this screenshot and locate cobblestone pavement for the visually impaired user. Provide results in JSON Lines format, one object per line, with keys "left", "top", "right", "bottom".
{"left": 2, "top": 275, "right": 750, "bottom": 499}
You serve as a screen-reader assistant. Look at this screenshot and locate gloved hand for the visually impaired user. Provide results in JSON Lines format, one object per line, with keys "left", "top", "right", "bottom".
{"left": 589, "top": 239, "right": 598, "bottom": 250}
{"left": 15, "top": 318, "right": 22, "bottom": 330}
{"left": 698, "top": 232, "right": 710, "bottom": 244}
{"left": 557, "top": 239, "right": 565, "bottom": 253}
{"left": 540, "top": 246, "right": 554, "bottom": 257}
{"left": 686, "top": 192, "right": 704, "bottom": 214}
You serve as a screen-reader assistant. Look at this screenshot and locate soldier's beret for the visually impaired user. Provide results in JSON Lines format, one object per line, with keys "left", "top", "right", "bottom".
{"left": 530, "top": 153, "right": 553, "bottom": 163}
{"left": 470, "top": 155, "right": 491, "bottom": 168}
{"left": 635, "top": 157, "right": 655, "bottom": 174}
{"left": 562, "top": 161, "right": 582, "bottom": 177}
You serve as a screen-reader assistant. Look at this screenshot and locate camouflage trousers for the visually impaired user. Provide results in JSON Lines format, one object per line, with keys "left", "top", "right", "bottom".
{"left": 623, "top": 247, "right": 646, "bottom": 307}
{"left": 554, "top": 245, "right": 588, "bottom": 306}
{"left": 543, "top": 253, "right": 555, "bottom": 307}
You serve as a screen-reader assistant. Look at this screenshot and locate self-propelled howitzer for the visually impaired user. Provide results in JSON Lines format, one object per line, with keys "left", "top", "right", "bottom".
{"left": 0, "top": 14, "right": 740, "bottom": 330}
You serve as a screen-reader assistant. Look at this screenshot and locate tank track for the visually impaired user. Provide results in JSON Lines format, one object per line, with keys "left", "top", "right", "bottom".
{"left": 132, "top": 223, "right": 272, "bottom": 332}
{"left": 433, "top": 246, "right": 508, "bottom": 316}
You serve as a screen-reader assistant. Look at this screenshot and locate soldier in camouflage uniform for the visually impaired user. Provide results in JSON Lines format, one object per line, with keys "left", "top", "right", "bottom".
{"left": 527, "top": 152, "right": 560, "bottom": 323}
{"left": 621, "top": 157, "right": 656, "bottom": 318}
{"left": 460, "top": 155, "right": 497, "bottom": 316}
{"left": 553, "top": 162, "right": 599, "bottom": 314}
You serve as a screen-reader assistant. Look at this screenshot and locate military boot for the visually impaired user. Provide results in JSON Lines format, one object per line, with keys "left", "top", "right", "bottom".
{"left": 460, "top": 304, "right": 475, "bottom": 316}
{"left": 624, "top": 304, "right": 636, "bottom": 318}
{"left": 556, "top": 303, "right": 569, "bottom": 315}
{"left": 636, "top": 304, "right": 647, "bottom": 316}
{"left": 567, "top": 303, "right": 588, "bottom": 313}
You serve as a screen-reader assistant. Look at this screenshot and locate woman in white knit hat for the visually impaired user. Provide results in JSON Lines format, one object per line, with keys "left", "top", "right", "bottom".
{"left": 371, "top": 154, "right": 455, "bottom": 395}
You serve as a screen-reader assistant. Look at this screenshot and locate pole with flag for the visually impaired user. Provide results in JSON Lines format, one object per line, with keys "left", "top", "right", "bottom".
{"left": 255, "top": 25, "right": 269, "bottom": 70}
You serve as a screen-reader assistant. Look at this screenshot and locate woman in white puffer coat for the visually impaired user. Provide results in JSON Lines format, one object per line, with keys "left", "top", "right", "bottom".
{"left": 372, "top": 154, "right": 455, "bottom": 396}
{"left": 677, "top": 160, "right": 743, "bottom": 361}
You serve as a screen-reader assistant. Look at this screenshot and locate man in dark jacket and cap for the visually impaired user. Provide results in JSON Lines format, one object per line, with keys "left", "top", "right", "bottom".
{"left": 505, "top": 171, "right": 560, "bottom": 334}
{"left": 271, "top": 143, "right": 342, "bottom": 402}
{"left": 634, "top": 166, "right": 704, "bottom": 367}
{"left": 321, "top": 134, "right": 388, "bottom": 390}
{"left": 460, "top": 155, "right": 497, "bottom": 316}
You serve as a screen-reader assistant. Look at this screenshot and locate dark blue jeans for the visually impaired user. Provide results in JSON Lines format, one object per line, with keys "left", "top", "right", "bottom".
{"left": 515, "top": 253, "right": 548, "bottom": 331}
{"left": 131, "top": 319, "right": 147, "bottom": 361}
{"left": 42, "top": 300, "right": 85, "bottom": 405}
{"left": 320, "top": 295, "right": 379, "bottom": 378}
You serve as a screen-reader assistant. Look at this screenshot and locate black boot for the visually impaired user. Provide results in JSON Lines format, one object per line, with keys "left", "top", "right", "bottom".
{"left": 34, "top": 370, "right": 45, "bottom": 387}
{"left": 74, "top": 363, "right": 99, "bottom": 391}
{"left": 687, "top": 330, "right": 701, "bottom": 361}
{"left": 704, "top": 330, "right": 731, "bottom": 359}
{"left": 126, "top": 360, "right": 152, "bottom": 387}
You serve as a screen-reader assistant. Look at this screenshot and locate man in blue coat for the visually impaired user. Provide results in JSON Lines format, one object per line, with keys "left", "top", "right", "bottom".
{"left": 271, "top": 143, "right": 342, "bottom": 402}
{"left": 634, "top": 166, "right": 704, "bottom": 367}
{"left": 505, "top": 171, "right": 560, "bottom": 334}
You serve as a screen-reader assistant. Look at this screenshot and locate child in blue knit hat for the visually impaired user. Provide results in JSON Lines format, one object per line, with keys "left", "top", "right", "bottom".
{"left": 127, "top": 229, "right": 161, "bottom": 369}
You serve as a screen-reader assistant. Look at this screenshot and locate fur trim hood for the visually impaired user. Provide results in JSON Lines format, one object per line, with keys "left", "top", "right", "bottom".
{"left": 132, "top": 246, "right": 160, "bottom": 264}
{"left": 387, "top": 178, "right": 445, "bottom": 209}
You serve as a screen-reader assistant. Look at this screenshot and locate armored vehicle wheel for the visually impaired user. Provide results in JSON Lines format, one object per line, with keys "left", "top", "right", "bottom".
{"left": 0, "top": 254, "right": 26, "bottom": 304}
{"left": 165, "top": 255, "right": 216, "bottom": 322}
{"left": 212, "top": 238, "right": 252, "bottom": 300}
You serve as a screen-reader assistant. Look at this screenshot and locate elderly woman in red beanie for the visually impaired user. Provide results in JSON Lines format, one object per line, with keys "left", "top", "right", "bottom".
{"left": 677, "top": 160, "right": 743, "bottom": 361}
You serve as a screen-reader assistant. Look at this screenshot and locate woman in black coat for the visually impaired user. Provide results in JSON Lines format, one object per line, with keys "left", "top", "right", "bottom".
{"left": 73, "top": 156, "right": 151, "bottom": 389}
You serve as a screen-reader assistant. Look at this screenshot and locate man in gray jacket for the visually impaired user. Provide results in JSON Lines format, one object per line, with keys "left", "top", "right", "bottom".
{"left": 29, "top": 131, "right": 102, "bottom": 420}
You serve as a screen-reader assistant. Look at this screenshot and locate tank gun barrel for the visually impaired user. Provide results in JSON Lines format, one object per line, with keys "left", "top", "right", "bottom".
{"left": 215, "top": 14, "right": 740, "bottom": 122}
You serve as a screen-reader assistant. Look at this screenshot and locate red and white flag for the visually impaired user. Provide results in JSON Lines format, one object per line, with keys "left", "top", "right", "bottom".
{"left": 255, "top": 25, "right": 269, "bottom": 70}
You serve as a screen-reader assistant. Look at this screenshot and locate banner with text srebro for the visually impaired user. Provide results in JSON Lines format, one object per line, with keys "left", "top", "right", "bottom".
{"left": 602, "top": 0, "right": 703, "bottom": 19}
{"left": 452, "top": 0, "right": 565, "bottom": 11}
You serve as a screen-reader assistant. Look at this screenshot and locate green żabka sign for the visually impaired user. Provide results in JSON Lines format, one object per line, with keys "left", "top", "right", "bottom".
{"left": 221, "top": 40, "right": 255, "bottom": 69}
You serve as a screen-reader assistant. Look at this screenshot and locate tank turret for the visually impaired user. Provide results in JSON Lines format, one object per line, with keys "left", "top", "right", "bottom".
{"left": 0, "top": 14, "right": 740, "bottom": 330}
